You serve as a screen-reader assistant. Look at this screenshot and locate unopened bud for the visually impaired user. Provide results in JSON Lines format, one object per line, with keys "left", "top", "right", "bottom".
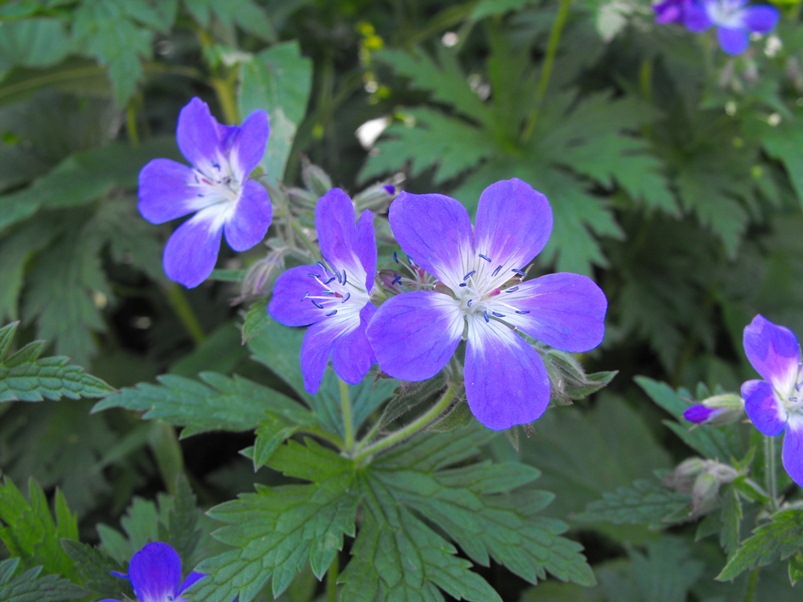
{"left": 353, "top": 182, "right": 398, "bottom": 211}
{"left": 683, "top": 393, "right": 743, "bottom": 426}
{"left": 666, "top": 458, "right": 740, "bottom": 518}
{"left": 301, "top": 158, "right": 333, "bottom": 197}
{"left": 241, "top": 250, "right": 286, "bottom": 298}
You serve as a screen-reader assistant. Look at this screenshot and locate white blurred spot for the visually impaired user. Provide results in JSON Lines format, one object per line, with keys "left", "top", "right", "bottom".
{"left": 765, "top": 35, "right": 782, "bottom": 58}
{"left": 364, "top": 80, "right": 378, "bottom": 94}
{"left": 133, "top": 316, "right": 152, "bottom": 329}
{"left": 356, "top": 117, "right": 391, "bottom": 149}
{"left": 768, "top": 113, "right": 781, "bottom": 127}
{"left": 441, "top": 32, "right": 459, "bottom": 47}
{"left": 725, "top": 101, "right": 737, "bottom": 116}
{"left": 93, "top": 291, "right": 108, "bottom": 309}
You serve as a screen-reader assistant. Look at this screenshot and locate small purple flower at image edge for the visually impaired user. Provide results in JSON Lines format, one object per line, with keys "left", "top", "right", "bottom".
{"left": 742, "top": 314, "right": 803, "bottom": 486}
{"left": 366, "top": 178, "right": 607, "bottom": 431}
{"left": 268, "top": 189, "right": 378, "bottom": 394}
{"left": 654, "top": 0, "right": 779, "bottom": 55}
{"left": 99, "top": 541, "right": 205, "bottom": 602}
{"left": 138, "top": 97, "right": 272, "bottom": 288}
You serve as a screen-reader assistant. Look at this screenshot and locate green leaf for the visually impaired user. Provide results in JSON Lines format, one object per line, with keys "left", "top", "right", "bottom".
{"left": 98, "top": 497, "right": 160, "bottom": 564}
{"left": 61, "top": 540, "right": 126, "bottom": 598}
{"left": 239, "top": 41, "right": 312, "bottom": 187}
{"left": 0, "top": 477, "right": 80, "bottom": 580}
{"left": 718, "top": 508, "right": 803, "bottom": 581}
{"left": 576, "top": 478, "right": 691, "bottom": 529}
{"left": 158, "top": 474, "right": 203, "bottom": 566}
{"left": 341, "top": 474, "right": 502, "bottom": 602}
{"left": 628, "top": 537, "right": 704, "bottom": 602}
{"left": 0, "top": 321, "right": 114, "bottom": 402}
{"left": 182, "top": 0, "right": 275, "bottom": 41}
{"left": 761, "top": 114, "right": 803, "bottom": 208}
{"left": 0, "top": 558, "right": 86, "bottom": 602}
{"left": 94, "top": 371, "right": 311, "bottom": 438}
{"left": 0, "top": 18, "right": 73, "bottom": 77}
{"left": 0, "top": 138, "right": 178, "bottom": 233}
{"left": 72, "top": 0, "right": 168, "bottom": 105}
{"left": 193, "top": 442, "right": 358, "bottom": 601}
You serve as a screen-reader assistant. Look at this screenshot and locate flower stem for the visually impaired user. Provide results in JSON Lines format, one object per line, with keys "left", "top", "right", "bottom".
{"left": 164, "top": 282, "right": 206, "bottom": 345}
{"left": 520, "top": 0, "right": 572, "bottom": 143}
{"left": 339, "top": 378, "right": 355, "bottom": 451}
{"left": 352, "top": 383, "right": 457, "bottom": 462}
{"left": 764, "top": 435, "right": 779, "bottom": 512}
{"left": 326, "top": 552, "right": 339, "bottom": 602}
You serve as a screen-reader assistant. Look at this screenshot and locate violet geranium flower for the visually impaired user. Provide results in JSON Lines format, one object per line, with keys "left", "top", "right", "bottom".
{"left": 101, "top": 542, "right": 205, "bottom": 602}
{"left": 742, "top": 315, "right": 803, "bottom": 486}
{"left": 684, "top": 0, "right": 779, "bottom": 55}
{"left": 366, "top": 179, "right": 607, "bottom": 431}
{"left": 139, "top": 97, "right": 272, "bottom": 288}
{"left": 268, "top": 189, "right": 377, "bottom": 394}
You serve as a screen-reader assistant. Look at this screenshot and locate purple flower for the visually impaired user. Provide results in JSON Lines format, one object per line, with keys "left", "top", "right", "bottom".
{"left": 365, "top": 179, "right": 607, "bottom": 431}
{"left": 683, "top": 393, "right": 744, "bottom": 425}
{"left": 139, "top": 97, "right": 272, "bottom": 288}
{"left": 100, "top": 542, "right": 205, "bottom": 602}
{"left": 268, "top": 189, "right": 377, "bottom": 394}
{"left": 742, "top": 315, "right": 803, "bottom": 486}
{"left": 653, "top": 0, "right": 695, "bottom": 24}
{"left": 685, "top": 0, "right": 779, "bottom": 55}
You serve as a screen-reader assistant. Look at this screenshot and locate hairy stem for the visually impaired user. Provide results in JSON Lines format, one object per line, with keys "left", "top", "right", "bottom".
{"left": 340, "top": 378, "right": 355, "bottom": 451}
{"left": 765, "top": 435, "right": 779, "bottom": 512}
{"left": 164, "top": 282, "right": 206, "bottom": 345}
{"left": 353, "top": 383, "right": 457, "bottom": 462}
{"left": 520, "top": 0, "right": 573, "bottom": 143}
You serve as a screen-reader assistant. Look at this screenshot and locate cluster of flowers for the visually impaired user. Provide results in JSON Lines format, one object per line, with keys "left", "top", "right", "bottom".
{"left": 138, "top": 98, "right": 608, "bottom": 431}
{"left": 654, "top": 0, "right": 779, "bottom": 55}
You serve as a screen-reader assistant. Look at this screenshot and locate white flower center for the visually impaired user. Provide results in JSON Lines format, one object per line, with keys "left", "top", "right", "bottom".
{"left": 303, "top": 259, "right": 371, "bottom": 329}
{"left": 706, "top": 0, "right": 745, "bottom": 28}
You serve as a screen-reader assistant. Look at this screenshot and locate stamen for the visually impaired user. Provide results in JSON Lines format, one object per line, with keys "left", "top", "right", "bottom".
{"left": 505, "top": 286, "right": 519, "bottom": 293}
{"left": 342, "top": 270, "right": 347, "bottom": 286}
{"left": 483, "top": 310, "right": 490, "bottom": 323}
{"left": 393, "top": 251, "right": 400, "bottom": 263}
{"left": 311, "top": 300, "right": 324, "bottom": 309}
{"left": 321, "top": 291, "right": 336, "bottom": 296}
{"left": 335, "top": 270, "right": 343, "bottom": 284}
{"left": 463, "top": 270, "right": 476, "bottom": 281}
{"left": 478, "top": 253, "right": 492, "bottom": 262}
{"left": 326, "top": 309, "right": 338, "bottom": 316}
{"left": 323, "top": 277, "right": 336, "bottom": 285}
{"left": 796, "top": 382, "right": 802, "bottom": 392}
{"left": 317, "top": 261, "right": 327, "bottom": 273}
{"left": 459, "top": 283, "right": 467, "bottom": 287}
{"left": 492, "top": 265, "right": 502, "bottom": 277}
{"left": 407, "top": 255, "right": 416, "bottom": 266}
{"left": 308, "top": 272, "right": 321, "bottom": 278}
{"left": 467, "top": 299, "right": 473, "bottom": 307}
{"left": 211, "top": 161, "right": 221, "bottom": 170}
{"left": 492, "top": 311, "right": 505, "bottom": 317}
{"left": 511, "top": 268, "right": 526, "bottom": 277}
{"left": 301, "top": 292, "right": 310, "bottom": 301}
{"left": 391, "top": 273, "right": 402, "bottom": 285}
{"left": 514, "top": 310, "right": 530, "bottom": 315}
{"left": 342, "top": 292, "right": 351, "bottom": 303}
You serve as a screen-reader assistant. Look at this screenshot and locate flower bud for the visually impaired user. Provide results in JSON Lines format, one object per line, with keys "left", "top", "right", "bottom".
{"left": 301, "top": 158, "right": 333, "bottom": 198}
{"left": 353, "top": 182, "right": 398, "bottom": 212}
{"left": 683, "top": 393, "right": 744, "bottom": 426}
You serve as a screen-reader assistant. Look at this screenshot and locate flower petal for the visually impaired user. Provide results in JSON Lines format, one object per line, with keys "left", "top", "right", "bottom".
{"left": 269, "top": 265, "right": 329, "bottom": 327}
{"left": 223, "top": 179, "right": 272, "bottom": 251}
{"left": 138, "top": 159, "right": 207, "bottom": 224}
{"left": 717, "top": 26, "right": 749, "bottom": 55}
{"left": 742, "top": 5, "right": 779, "bottom": 33}
{"left": 316, "top": 189, "right": 359, "bottom": 269}
{"left": 464, "top": 319, "right": 550, "bottom": 430}
{"left": 177, "top": 571, "right": 207, "bottom": 596}
{"left": 331, "top": 304, "right": 377, "bottom": 384}
{"left": 782, "top": 424, "right": 803, "bottom": 486}
{"left": 300, "top": 319, "right": 339, "bottom": 394}
{"left": 163, "top": 212, "right": 223, "bottom": 288}
{"left": 176, "top": 98, "right": 222, "bottom": 172}
{"left": 227, "top": 109, "right": 269, "bottom": 178}
{"left": 743, "top": 314, "right": 800, "bottom": 392}
{"left": 504, "top": 273, "right": 607, "bottom": 352}
{"left": 741, "top": 379, "right": 787, "bottom": 437}
{"left": 356, "top": 209, "right": 377, "bottom": 290}
{"left": 684, "top": 2, "right": 711, "bottom": 31}
{"left": 474, "top": 179, "right": 553, "bottom": 271}
{"left": 367, "top": 291, "right": 463, "bottom": 381}
{"left": 389, "top": 192, "right": 473, "bottom": 287}
{"left": 128, "top": 542, "right": 182, "bottom": 602}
